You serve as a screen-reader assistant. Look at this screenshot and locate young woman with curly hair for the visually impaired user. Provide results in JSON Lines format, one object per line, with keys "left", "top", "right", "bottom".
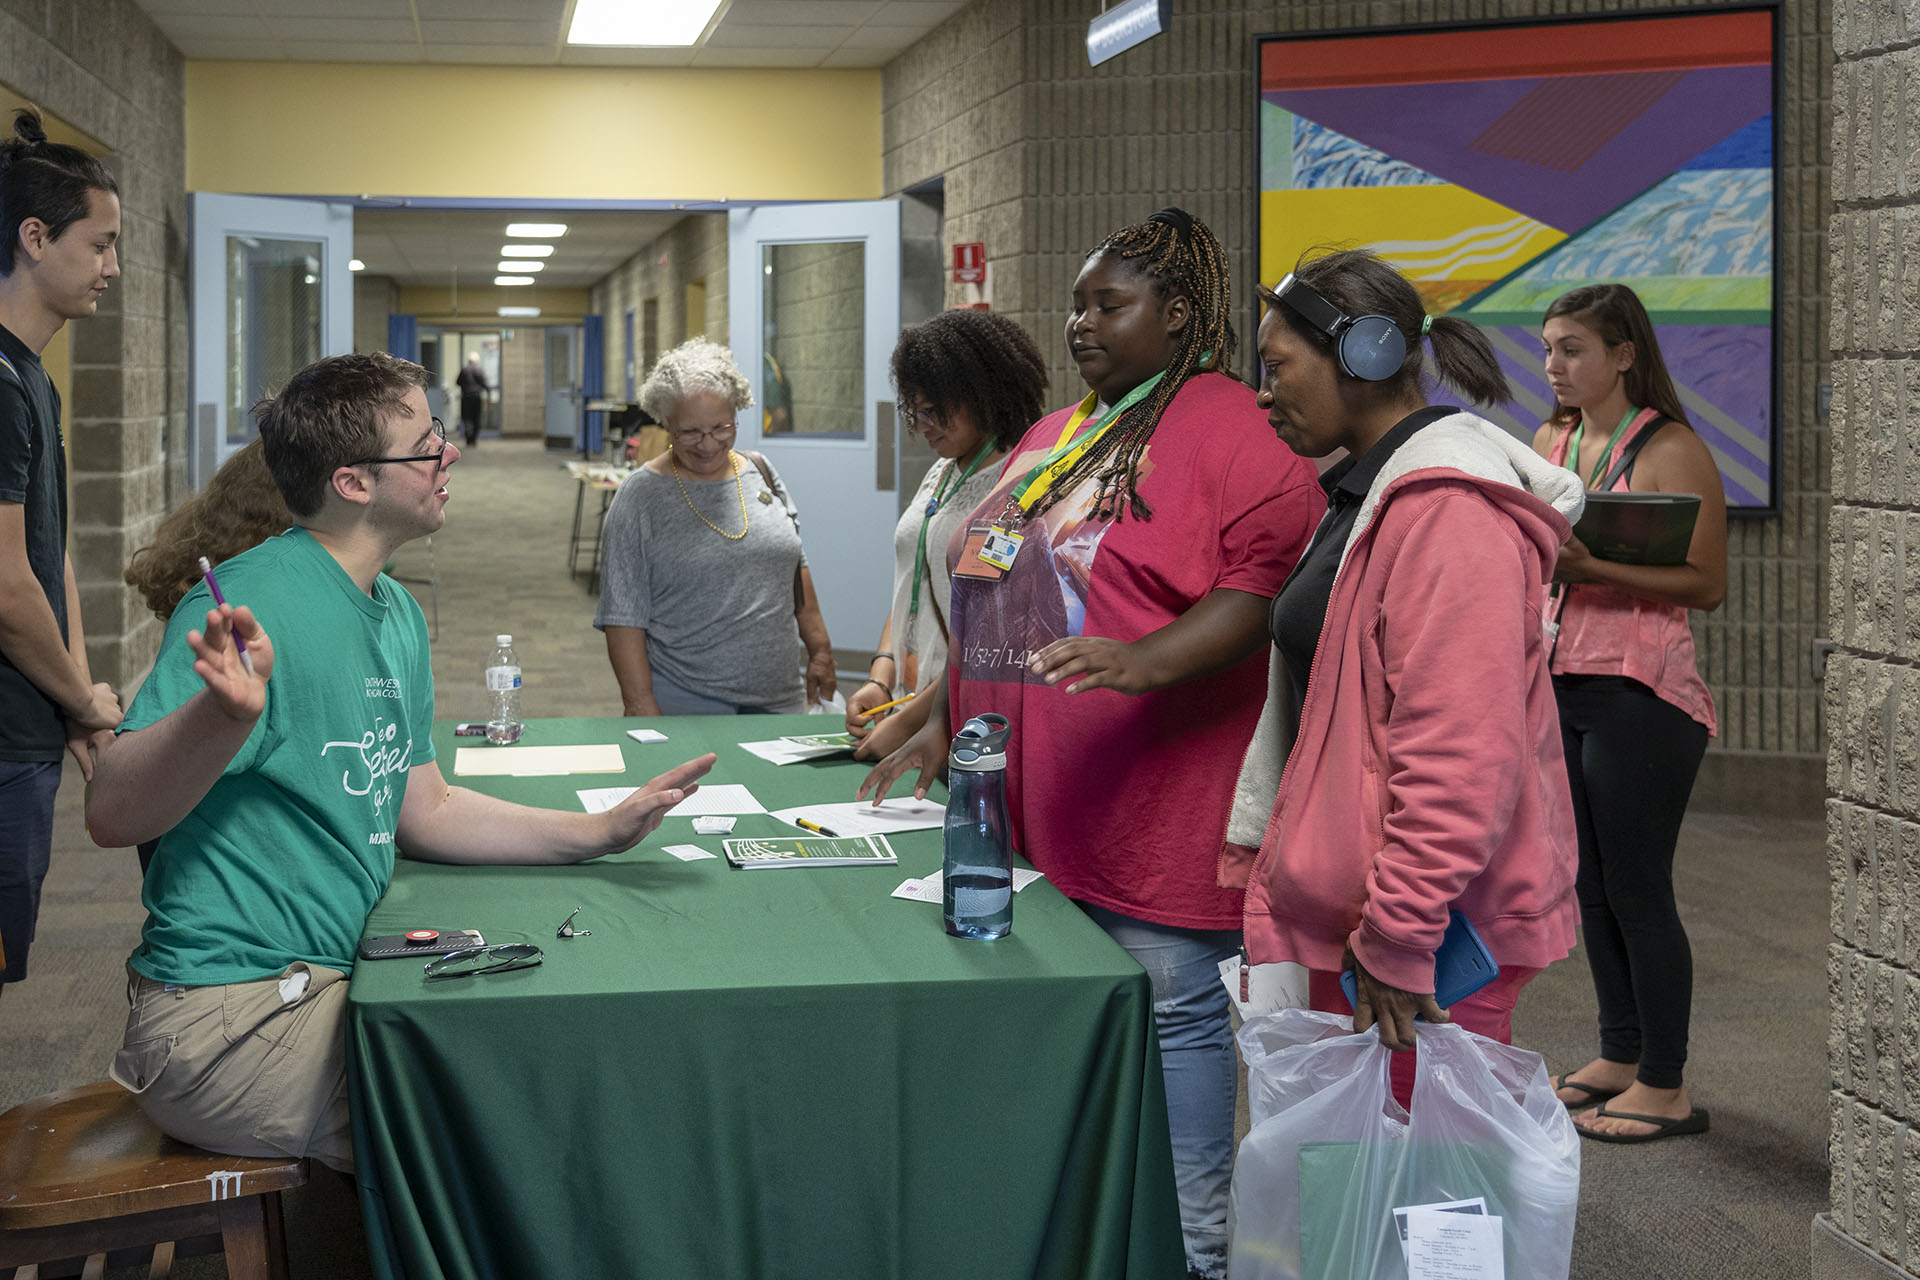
{"left": 861, "top": 208, "right": 1324, "bottom": 1280}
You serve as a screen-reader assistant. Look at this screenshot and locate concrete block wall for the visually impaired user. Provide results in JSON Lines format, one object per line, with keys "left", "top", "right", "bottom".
{"left": 498, "top": 327, "right": 546, "bottom": 439}
{"left": 0, "top": 0, "right": 188, "bottom": 689}
{"left": 1828, "top": 0, "right": 1920, "bottom": 1271}
{"left": 591, "top": 213, "right": 729, "bottom": 405}
{"left": 768, "top": 241, "right": 864, "bottom": 436}
{"left": 353, "top": 274, "right": 399, "bottom": 355}
{"left": 884, "top": 0, "right": 1829, "bottom": 762}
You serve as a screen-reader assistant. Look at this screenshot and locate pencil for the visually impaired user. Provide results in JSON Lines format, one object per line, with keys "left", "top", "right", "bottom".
{"left": 858, "top": 693, "right": 914, "bottom": 720}
{"left": 197, "top": 556, "right": 255, "bottom": 675}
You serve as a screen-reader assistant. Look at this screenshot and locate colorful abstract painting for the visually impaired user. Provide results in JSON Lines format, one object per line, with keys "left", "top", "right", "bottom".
{"left": 1257, "top": 10, "right": 1778, "bottom": 507}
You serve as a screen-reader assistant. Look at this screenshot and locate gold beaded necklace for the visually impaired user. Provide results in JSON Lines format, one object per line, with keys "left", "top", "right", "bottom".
{"left": 670, "top": 446, "right": 750, "bottom": 540}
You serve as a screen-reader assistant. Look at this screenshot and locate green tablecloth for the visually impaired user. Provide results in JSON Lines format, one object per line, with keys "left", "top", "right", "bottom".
{"left": 348, "top": 716, "right": 1183, "bottom": 1280}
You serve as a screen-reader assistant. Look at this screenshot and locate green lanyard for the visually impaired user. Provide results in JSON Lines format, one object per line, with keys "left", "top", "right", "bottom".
{"left": 1006, "top": 370, "right": 1168, "bottom": 515}
{"left": 908, "top": 441, "right": 998, "bottom": 625}
{"left": 1565, "top": 408, "right": 1640, "bottom": 489}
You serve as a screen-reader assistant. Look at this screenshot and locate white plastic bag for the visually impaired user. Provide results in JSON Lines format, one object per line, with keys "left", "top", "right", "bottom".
{"left": 1228, "top": 1008, "right": 1579, "bottom": 1280}
{"left": 806, "top": 690, "right": 847, "bottom": 716}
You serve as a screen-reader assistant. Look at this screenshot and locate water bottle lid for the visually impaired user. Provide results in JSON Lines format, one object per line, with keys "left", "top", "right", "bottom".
{"left": 949, "top": 713, "right": 1010, "bottom": 771}
{"left": 496, "top": 634, "right": 513, "bottom": 646}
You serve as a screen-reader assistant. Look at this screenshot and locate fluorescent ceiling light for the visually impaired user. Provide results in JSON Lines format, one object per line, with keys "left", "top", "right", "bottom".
{"left": 500, "top": 244, "right": 554, "bottom": 258}
{"left": 505, "top": 222, "right": 567, "bottom": 238}
{"left": 499, "top": 306, "right": 541, "bottom": 318}
{"left": 1087, "top": 0, "right": 1170, "bottom": 66}
{"left": 348, "top": 258, "right": 365, "bottom": 271}
{"left": 498, "top": 260, "right": 545, "bottom": 273}
{"left": 494, "top": 275, "right": 536, "bottom": 287}
{"left": 568, "top": 0, "right": 722, "bottom": 46}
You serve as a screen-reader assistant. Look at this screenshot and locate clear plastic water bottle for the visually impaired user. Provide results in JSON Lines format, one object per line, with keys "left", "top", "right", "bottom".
{"left": 943, "top": 713, "right": 1014, "bottom": 940}
{"left": 484, "top": 634, "right": 523, "bottom": 744}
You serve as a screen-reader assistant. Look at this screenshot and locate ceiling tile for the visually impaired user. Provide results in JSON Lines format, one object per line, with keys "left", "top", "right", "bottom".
{"left": 412, "top": 0, "right": 565, "bottom": 17}
{"left": 558, "top": 45, "right": 697, "bottom": 66}
{"left": 264, "top": 17, "right": 420, "bottom": 41}
{"left": 704, "top": 24, "right": 841, "bottom": 49}
{"left": 252, "top": 0, "right": 414, "bottom": 15}
{"left": 279, "top": 41, "right": 424, "bottom": 62}
{"left": 724, "top": 1, "right": 887, "bottom": 25}
{"left": 418, "top": 19, "right": 561, "bottom": 44}
{"left": 425, "top": 44, "right": 560, "bottom": 65}
{"left": 864, "top": 1, "right": 967, "bottom": 27}
{"left": 137, "top": 0, "right": 261, "bottom": 15}
{"left": 836, "top": 23, "right": 926, "bottom": 49}
{"left": 688, "top": 47, "right": 830, "bottom": 67}
{"left": 164, "top": 39, "right": 291, "bottom": 59}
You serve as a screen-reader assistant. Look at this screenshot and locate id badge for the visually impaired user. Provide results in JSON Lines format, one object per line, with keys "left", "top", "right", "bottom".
{"left": 978, "top": 525, "right": 1023, "bottom": 570}
{"left": 955, "top": 525, "right": 1021, "bottom": 580}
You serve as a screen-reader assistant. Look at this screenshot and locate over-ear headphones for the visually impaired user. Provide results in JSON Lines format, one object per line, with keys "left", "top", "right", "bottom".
{"left": 1272, "top": 272, "right": 1408, "bottom": 382}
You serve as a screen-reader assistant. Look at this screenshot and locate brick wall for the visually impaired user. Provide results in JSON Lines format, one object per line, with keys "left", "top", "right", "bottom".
{"left": 1827, "top": 0, "right": 1920, "bottom": 1271}
{"left": 767, "top": 240, "right": 864, "bottom": 436}
{"left": 884, "top": 0, "right": 1830, "bottom": 760}
{"left": 0, "top": 0, "right": 189, "bottom": 688}
{"left": 499, "top": 327, "right": 545, "bottom": 439}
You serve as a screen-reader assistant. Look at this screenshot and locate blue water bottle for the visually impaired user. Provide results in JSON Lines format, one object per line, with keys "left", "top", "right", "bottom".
{"left": 943, "top": 713, "right": 1014, "bottom": 940}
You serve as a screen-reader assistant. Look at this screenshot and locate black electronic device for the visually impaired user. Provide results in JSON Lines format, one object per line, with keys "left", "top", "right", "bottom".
{"left": 358, "top": 929, "right": 485, "bottom": 960}
{"left": 1273, "top": 271, "right": 1409, "bottom": 382}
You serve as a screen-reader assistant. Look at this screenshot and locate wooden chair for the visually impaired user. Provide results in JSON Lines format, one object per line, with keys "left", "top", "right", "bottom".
{"left": 0, "top": 1082, "right": 307, "bottom": 1280}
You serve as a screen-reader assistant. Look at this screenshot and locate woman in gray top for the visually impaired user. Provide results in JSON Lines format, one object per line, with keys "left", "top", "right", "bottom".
{"left": 595, "top": 338, "right": 835, "bottom": 715}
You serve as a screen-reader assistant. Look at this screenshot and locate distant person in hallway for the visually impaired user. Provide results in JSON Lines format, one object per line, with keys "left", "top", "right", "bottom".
{"left": 87, "top": 352, "right": 714, "bottom": 1172}
{"left": 597, "top": 337, "right": 835, "bottom": 715}
{"left": 120, "top": 438, "right": 293, "bottom": 874}
{"left": 455, "top": 350, "right": 488, "bottom": 445}
{"left": 1231, "top": 248, "right": 1586, "bottom": 1115}
{"left": 0, "top": 107, "right": 124, "bottom": 996}
{"left": 1532, "top": 283, "right": 1727, "bottom": 1144}
{"left": 845, "top": 310, "right": 1047, "bottom": 754}
{"left": 859, "top": 209, "right": 1323, "bottom": 1280}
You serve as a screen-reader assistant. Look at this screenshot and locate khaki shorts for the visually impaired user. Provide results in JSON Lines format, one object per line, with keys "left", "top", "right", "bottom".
{"left": 110, "top": 962, "right": 355, "bottom": 1174}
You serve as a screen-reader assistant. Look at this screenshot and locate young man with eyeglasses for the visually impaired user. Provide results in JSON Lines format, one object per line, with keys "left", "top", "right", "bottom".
{"left": 87, "top": 352, "right": 714, "bottom": 1173}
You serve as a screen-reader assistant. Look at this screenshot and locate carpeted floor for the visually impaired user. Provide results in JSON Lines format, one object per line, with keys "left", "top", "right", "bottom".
{"left": 0, "top": 439, "right": 1828, "bottom": 1278}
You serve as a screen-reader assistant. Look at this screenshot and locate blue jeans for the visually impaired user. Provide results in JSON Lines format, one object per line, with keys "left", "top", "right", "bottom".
{"left": 650, "top": 669, "right": 805, "bottom": 716}
{"left": 1078, "top": 901, "right": 1241, "bottom": 1280}
{"left": 0, "top": 760, "right": 62, "bottom": 984}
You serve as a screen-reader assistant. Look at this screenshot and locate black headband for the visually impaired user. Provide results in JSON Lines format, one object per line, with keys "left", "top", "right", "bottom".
{"left": 1147, "top": 207, "right": 1194, "bottom": 242}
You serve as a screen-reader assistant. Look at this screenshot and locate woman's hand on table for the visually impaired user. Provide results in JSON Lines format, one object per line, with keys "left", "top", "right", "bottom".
{"left": 844, "top": 679, "right": 891, "bottom": 738}
{"left": 856, "top": 717, "right": 945, "bottom": 805}
{"left": 1343, "top": 943, "right": 1447, "bottom": 1052}
{"left": 594, "top": 753, "right": 717, "bottom": 855}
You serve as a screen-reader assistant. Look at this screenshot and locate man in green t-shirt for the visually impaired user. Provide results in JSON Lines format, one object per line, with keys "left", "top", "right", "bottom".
{"left": 88, "top": 352, "right": 714, "bottom": 1173}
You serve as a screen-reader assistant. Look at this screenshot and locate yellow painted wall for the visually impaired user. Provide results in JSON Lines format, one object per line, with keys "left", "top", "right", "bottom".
{"left": 186, "top": 63, "right": 882, "bottom": 201}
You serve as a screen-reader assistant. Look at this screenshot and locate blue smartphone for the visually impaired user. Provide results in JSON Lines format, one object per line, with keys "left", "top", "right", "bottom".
{"left": 1340, "top": 910, "right": 1499, "bottom": 1013}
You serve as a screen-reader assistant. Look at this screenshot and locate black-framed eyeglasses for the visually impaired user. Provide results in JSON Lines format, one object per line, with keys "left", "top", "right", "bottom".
{"left": 668, "top": 423, "right": 736, "bottom": 449}
{"left": 422, "top": 942, "right": 543, "bottom": 980}
{"left": 897, "top": 401, "right": 944, "bottom": 433}
{"left": 353, "top": 417, "right": 450, "bottom": 467}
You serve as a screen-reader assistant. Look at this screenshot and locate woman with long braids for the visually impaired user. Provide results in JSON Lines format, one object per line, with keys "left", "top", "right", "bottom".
{"left": 861, "top": 208, "right": 1324, "bottom": 1280}
{"left": 1228, "top": 248, "right": 1585, "bottom": 1112}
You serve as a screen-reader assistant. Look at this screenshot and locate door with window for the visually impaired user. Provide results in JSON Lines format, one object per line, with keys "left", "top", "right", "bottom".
{"left": 727, "top": 200, "right": 901, "bottom": 649}
{"left": 188, "top": 194, "right": 353, "bottom": 490}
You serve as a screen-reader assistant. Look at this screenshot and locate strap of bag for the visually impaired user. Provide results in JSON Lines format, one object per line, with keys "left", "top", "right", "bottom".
{"left": 0, "top": 351, "right": 20, "bottom": 390}
{"left": 742, "top": 448, "right": 777, "bottom": 495}
{"left": 1595, "top": 415, "right": 1668, "bottom": 492}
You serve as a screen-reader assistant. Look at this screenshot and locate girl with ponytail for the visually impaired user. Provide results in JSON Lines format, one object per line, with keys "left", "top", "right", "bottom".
{"left": 1228, "top": 247, "right": 1587, "bottom": 1113}
{"left": 860, "top": 208, "right": 1325, "bottom": 1280}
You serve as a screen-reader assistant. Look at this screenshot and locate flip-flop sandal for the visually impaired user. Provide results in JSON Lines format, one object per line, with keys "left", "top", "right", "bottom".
{"left": 1577, "top": 1104, "right": 1711, "bottom": 1143}
{"left": 1552, "top": 1073, "right": 1623, "bottom": 1110}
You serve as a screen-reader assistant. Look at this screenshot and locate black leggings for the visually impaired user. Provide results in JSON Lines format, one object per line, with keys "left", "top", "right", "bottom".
{"left": 1554, "top": 675, "right": 1708, "bottom": 1090}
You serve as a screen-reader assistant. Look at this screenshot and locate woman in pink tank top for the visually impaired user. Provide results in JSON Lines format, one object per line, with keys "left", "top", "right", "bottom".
{"left": 1530, "top": 283, "right": 1727, "bottom": 1144}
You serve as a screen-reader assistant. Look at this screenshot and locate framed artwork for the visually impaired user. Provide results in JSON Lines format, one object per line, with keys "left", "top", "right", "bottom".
{"left": 1255, "top": 6, "right": 1780, "bottom": 509}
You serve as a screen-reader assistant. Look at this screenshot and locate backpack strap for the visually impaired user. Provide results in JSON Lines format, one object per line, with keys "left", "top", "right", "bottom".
{"left": 0, "top": 351, "right": 20, "bottom": 389}
{"left": 1596, "top": 414, "right": 1669, "bottom": 492}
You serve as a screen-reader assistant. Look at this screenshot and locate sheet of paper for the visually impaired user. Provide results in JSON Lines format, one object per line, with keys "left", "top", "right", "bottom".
{"left": 662, "top": 844, "right": 717, "bottom": 861}
{"left": 738, "top": 737, "right": 842, "bottom": 765}
{"left": 626, "top": 728, "right": 669, "bottom": 743}
{"left": 891, "top": 867, "right": 1045, "bottom": 903}
{"left": 577, "top": 786, "right": 635, "bottom": 814}
{"left": 456, "top": 743, "right": 625, "bottom": 777}
{"left": 770, "top": 798, "right": 946, "bottom": 839}
{"left": 1393, "top": 1198, "right": 1487, "bottom": 1262}
{"left": 691, "top": 815, "right": 735, "bottom": 835}
{"left": 1405, "top": 1210, "right": 1503, "bottom": 1280}
{"left": 667, "top": 783, "right": 766, "bottom": 816}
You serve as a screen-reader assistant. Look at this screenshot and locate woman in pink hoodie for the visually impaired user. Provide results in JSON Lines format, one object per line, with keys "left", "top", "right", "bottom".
{"left": 1226, "top": 249, "right": 1586, "bottom": 1107}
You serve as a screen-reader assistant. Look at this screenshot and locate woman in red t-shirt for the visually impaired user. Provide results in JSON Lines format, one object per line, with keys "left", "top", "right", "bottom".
{"left": 860, "top": 208, "right": 1323, "bottom": 1280}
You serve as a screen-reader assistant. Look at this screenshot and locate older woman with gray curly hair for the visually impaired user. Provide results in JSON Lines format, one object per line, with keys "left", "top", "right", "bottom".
{"left": 595, "top": 337, "right": 835, "bottom": 715}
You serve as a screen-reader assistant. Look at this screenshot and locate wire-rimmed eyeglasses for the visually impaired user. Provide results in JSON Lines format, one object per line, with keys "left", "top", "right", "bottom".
{"left": 422, "top": 942, "right": 543, "bottom": 980}
{"left": 353, "top": 417, "right": 451, "bottom": 467}
{"left": 669, "top": 422, "right": 736, "bottom": 449}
